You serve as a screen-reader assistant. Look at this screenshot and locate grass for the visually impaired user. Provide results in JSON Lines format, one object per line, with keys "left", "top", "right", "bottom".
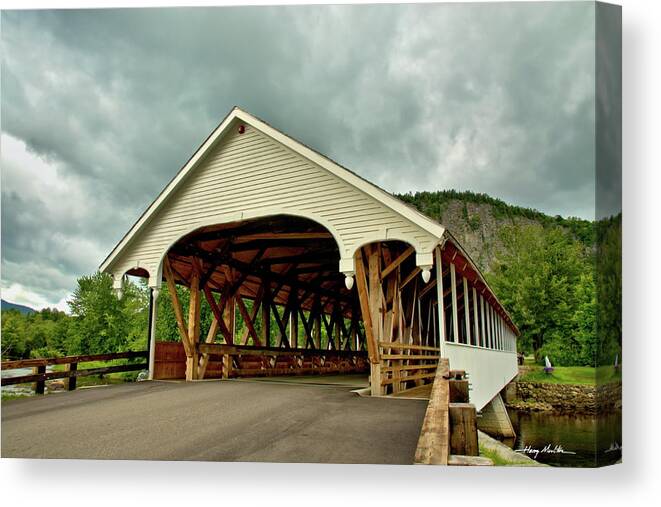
{"left": 1, "top": 392, "right": 32, "bottom": 402}
{"left": 518, "top": 357, "right": 622, "bottom": 385}
{"left": 478, "top": 444, "right": 543, "bottom": 467}
{"left": 479, "top": 445, "right": 511, "bottom": 466}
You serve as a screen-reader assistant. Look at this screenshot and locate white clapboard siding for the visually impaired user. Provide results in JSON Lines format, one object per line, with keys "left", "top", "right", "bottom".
{"left": 108, "top": 121, "right": 441, "bottom": 284}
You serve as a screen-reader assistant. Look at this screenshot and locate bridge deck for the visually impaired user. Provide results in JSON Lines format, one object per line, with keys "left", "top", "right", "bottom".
{"left": 1, "top": 378, "right": 427, "bottom": 464}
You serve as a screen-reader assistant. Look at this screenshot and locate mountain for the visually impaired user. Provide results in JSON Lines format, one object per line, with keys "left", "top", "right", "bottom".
{"left": 1, "top": 299, "right": 36, "bottom": 314}
{"left": 396, "top": 190, "right": 594, "bottom": 273}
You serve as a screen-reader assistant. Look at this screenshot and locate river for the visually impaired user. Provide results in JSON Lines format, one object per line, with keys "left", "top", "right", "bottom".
{"left": 1, "top": 367, "right": 51, "bottom": 396}
{"left": 505, "top": 408, "right": 622, "bottom": 467}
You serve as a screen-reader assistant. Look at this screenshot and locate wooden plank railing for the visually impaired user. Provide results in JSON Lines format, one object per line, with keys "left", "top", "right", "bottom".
{"left": 197, "top": 343, "right": 369, "bottom": 379}
{"left": 1, "top": 351, "right": 148, "bottom": 394}
{"left": 378, "top": 342, "right": 440, "bottom": 394}
{"left": 414, "top": 358, "right": 450, "bottom": 464}
{"left": 415, "top": 361, "right": 483, "bottom": 465}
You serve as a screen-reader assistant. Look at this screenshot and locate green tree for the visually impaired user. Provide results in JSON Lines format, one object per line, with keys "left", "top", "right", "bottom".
{"left": 488, "top": 224, "right": 593, "bottom": 364}
{"left": 67, "top": 272, "right": 148, "bottom": 354}
{"left": 1, "top": 310, "right": 27, "bottom": 358}
{"left": 596, "top": 214, "right": 622, "bottom": 365}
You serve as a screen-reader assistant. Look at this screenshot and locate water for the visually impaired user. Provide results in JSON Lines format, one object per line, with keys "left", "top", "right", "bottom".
{"left": 1, "top": 367, "right": 46, "bottom": 396}
{"left": 506, "top": 409, "right": 622, "bottom": 467}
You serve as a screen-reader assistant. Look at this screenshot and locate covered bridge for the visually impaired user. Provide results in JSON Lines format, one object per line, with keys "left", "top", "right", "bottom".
{"left": 100, "top": 107, "right": 519, "bottom": 411}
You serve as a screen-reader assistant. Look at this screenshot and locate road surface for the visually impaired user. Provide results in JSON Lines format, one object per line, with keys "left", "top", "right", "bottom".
{"left": 1, "top": 376, "right": 427, "bottom": 464}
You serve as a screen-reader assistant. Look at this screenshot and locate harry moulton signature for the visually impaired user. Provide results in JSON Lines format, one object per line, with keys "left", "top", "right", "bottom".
{"left": 515, "top": 444, "right": 577, "bottom": 459}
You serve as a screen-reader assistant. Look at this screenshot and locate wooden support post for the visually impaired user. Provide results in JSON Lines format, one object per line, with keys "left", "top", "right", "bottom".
{"left": 333, "top": 308, "right": 341, "bottom": 351}
{"left": 148, "top": 287, "right": 159, "bottom": 379}
{"left": 449, "top": 379, "right": 469, "bottom": 403}
{"left": 33, "top": 365, "right": 46, "bottom": 394}
{"left": 368, "top": 246, "right": 385, "bottom": 396}
{"left": 187, "top": 266, "right": 201, "bottom": 381}
{"left": 491, "top": 306, "right": 498, "bottom": 350}
{"left": 435, "top": 247, "right": 446, "bottom": 354}
{"left": 503, "top": 320, "right": 506, "bottom": 350}
{"left": 163, "top": 258, "right": 191, "bottom": 356}
{"left": 487, "top": 299, "right": 494, "bottom": 349}
{"left": 351, "top": 306, "right": 359, "bottom": 351}
{"left": 354, "top": 247, "right": 382, "bottom": 396}
{"left": 449, "top": 403, "right": 479, "bottom": 456}
{"left": 225, "top": 295, "right": 236, "bottom": 345}
{"left": 491, "top": 306, "right": 496, "bottom": 349}
{"left": 222, "top": 353, "right": 231, "bottom": 379}
{"left": 450, "top": 262, "right": 459, "bottom": 343}
{"left": 65, "top": 363, "right": 77, "bottom": 391}
{"left": 484, "top": 303, "right": 489, "bottom": 349}
{"left": 383, "top": 273, "right": 396, "bottom": 342}
{"left": 502, "top": 320, "right": 505, "bottom": 350}
{"left": 417, "top": 298, "right": 424, "bottom": 347}
{"left": 354, "top": 249, "right": 378, "bottom": 362}
{"left": 480, "top": 294, "right": 489, "bottom": 347}
{"left": 472, "top": 287, "right": 479, "bottom": 347}
{"left": 198, "top": 315, "right": 220, "bottom": 379}
{"left": 368, "top": 247, "right": 383, "bottom": 346}
{"left": 262, "top": 280, "right": 271, "bottom": 347}
{"left": 290, "top": 294, "right": 299, "bottom": 349}
{"left": 493, "top": 307, "right": 497, "bottom": 350}
{"left": 313, "top": 298, "right": 321, "bottom": 349}
{"left": 503, "top": 326, "right": 506, "bottom": 351}
{"left": 463, "top": 277, "right": 471, "bottom": 346}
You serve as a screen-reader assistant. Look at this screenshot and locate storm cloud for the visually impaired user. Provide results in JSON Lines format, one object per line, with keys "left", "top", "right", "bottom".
{"left": 1, "top": 3, "right": 598, "bottom": 309}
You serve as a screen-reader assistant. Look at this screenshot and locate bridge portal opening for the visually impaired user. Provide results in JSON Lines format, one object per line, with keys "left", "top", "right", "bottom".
{"left": 147, "top": 215, "right": 369, "bottom": 383}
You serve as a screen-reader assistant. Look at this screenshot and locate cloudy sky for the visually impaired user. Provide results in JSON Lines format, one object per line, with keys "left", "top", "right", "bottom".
{"left": 1, "top": 2, "right": 600, "bottom": 310}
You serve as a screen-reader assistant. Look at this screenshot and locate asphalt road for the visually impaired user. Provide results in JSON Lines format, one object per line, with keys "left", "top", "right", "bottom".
{"left": 1, "top": 377, "right": 427, "bottom": 464}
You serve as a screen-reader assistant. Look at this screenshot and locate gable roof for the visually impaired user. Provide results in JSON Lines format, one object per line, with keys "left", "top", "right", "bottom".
{"left": 99, "top": 106, "right": 445, "bottom": 272}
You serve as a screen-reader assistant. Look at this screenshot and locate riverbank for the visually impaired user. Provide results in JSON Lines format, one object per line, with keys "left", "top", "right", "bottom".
{"left": 506, "top": 380, "right": 621, "bottom": 414}
{"left": 503, "top": 360, "right": 622, "bottom": 414}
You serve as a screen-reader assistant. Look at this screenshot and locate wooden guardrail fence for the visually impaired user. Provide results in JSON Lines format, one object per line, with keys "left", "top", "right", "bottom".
{"left": 1, "top": 351, "right": 148, "bottom": 394}
{"left": 378, "top": 342, "right": 440, "bottom": 395}
{"left": 414, "top": 359, "right": 487, "bottom": 466}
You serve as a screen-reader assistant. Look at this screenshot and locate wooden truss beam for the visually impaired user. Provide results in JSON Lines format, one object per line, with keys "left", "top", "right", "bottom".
{"left": 380, "top": 246, "right": 415, "bottom": 280}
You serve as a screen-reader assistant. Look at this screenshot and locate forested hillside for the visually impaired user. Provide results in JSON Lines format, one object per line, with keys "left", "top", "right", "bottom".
{"left": 399, "top": 190, "right": 620, "bottom": 367}
{"left": 396, "top": 190, "right": 595, "bottom": 272}
{"left": 1, "top": 190, "right": 621, "bottom": 369}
